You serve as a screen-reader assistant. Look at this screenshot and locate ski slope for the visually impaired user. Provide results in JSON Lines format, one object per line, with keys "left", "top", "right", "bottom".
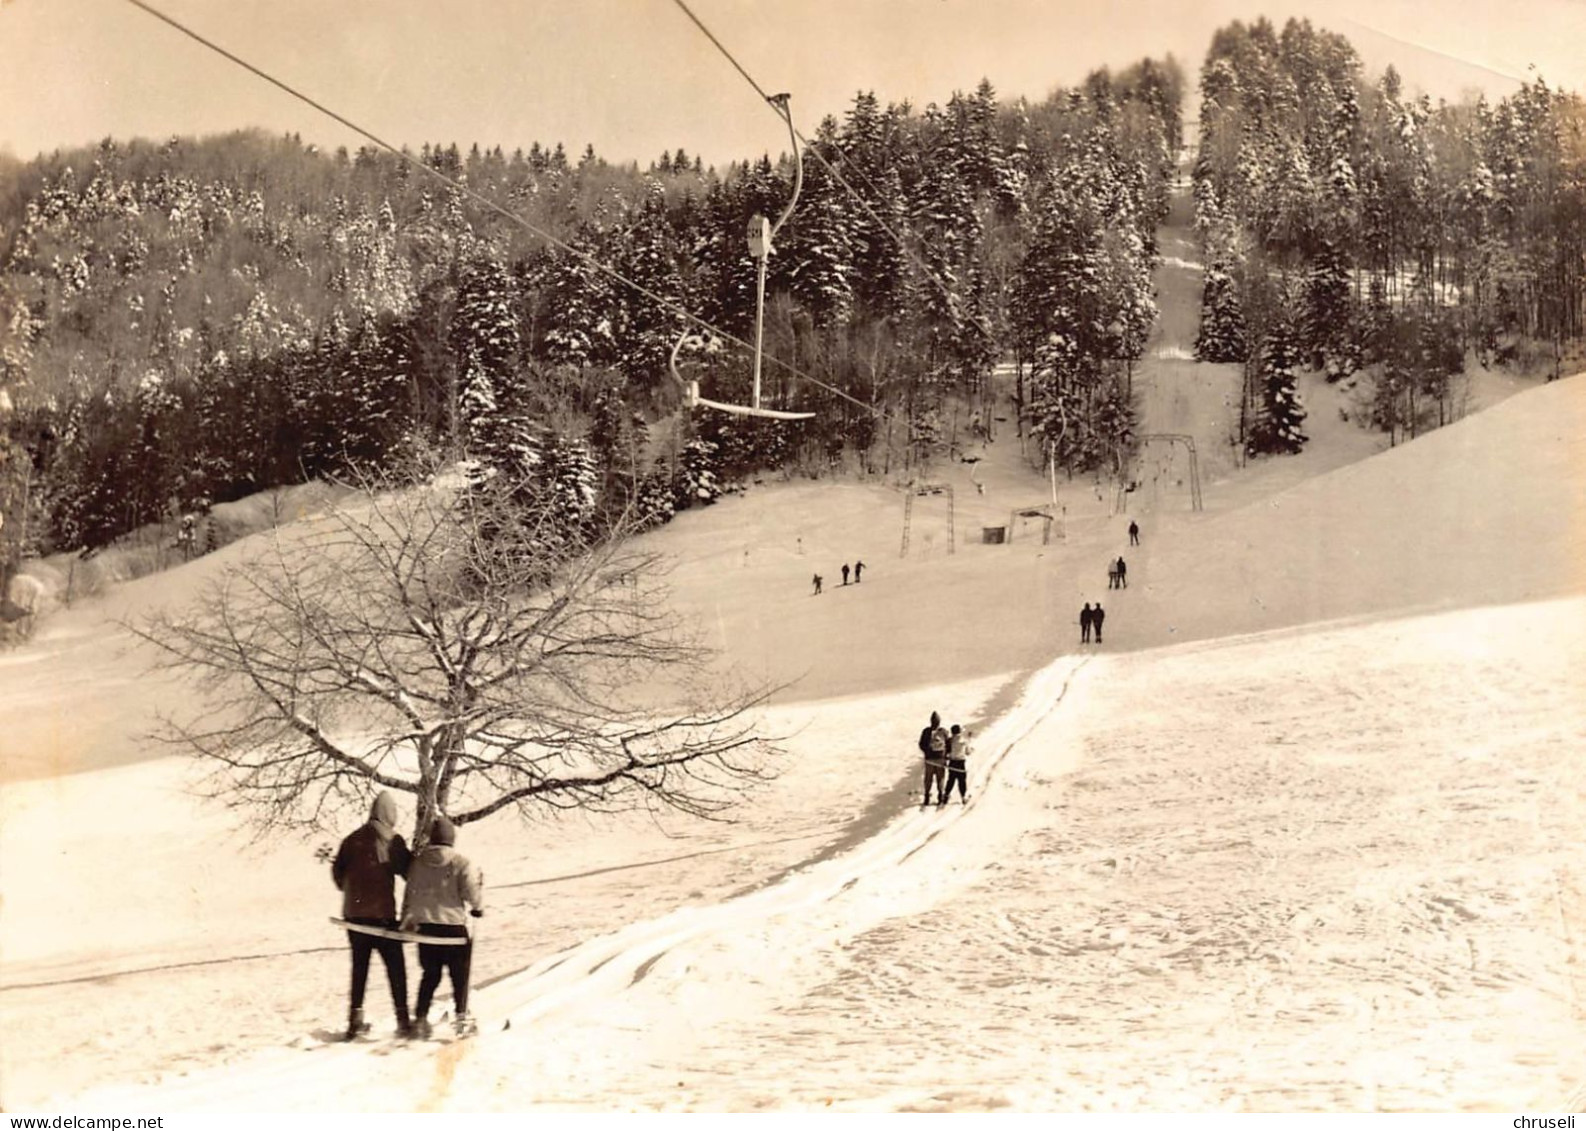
{"left": 2, "top": 371, "right": 1579, "bottom": 1112}
{"left": 3, "top": 168, "right": 1583, "bottom": 1110}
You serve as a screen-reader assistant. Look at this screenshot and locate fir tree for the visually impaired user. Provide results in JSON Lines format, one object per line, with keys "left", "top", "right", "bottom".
{"left": 1247, "top": 309, "right": 1308, "bottom": 455}
{"left": 1195, "top": 251, "right": 1247, "bottom": 362}
{"left": 450, "top": 252, "right": 526, "bottom": 470}
{"left": 675, "top": 437, "right": 721, "bottom": 508}
{"left": 783, "top": 133, "right": 856, "bottom": 327}
{"left": 612, "top": 183, "right": 687, "bottom": 388}
{"left": 1303, "top": 234, "right": 1353, "bottom": 376}
{"left": 540, "top": 431, "right": 599, "bottom": 539}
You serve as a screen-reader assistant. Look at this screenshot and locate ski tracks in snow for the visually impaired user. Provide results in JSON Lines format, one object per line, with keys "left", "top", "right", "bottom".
{"left": 476, "top": 656, "right": 1089, "bottom": 1016}
{"left": 80, "top": 654, "right": 1092, "bottom": 1112}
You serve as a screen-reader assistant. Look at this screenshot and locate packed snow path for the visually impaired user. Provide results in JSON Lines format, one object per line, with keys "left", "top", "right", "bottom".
{"left": 78, "top": 656, "right": 1091, "bottom": 1111}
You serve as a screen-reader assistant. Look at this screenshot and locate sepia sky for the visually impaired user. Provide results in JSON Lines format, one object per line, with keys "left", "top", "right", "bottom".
{"left": 2, "top": 0, "right": 1584, "bottom": 166}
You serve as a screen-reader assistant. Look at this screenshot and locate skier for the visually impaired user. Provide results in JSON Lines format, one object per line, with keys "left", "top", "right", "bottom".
{"left": 918, "top": 711, "right": 949, "bottom": 807}
{"left": 812, "top": 573, "right": 823, "bottom": 596}
{"left": 841, "top": 563, "right": 851, "bottom": 586}
{"left": 331, "top": 791, "right": 413, "bottom": 1040}
{"left": 1080, "top": 603, "right": 1094, "bottom": 644}
{"left": 1116, "top": 557, "right": 1127, "bottom": 588}
{"left": 1128, "top": 519, "right": 1140, "bottom": 546}
{"left": 1093, "top": 602, "right": 1105, "bottom": 643}
{"left": 402, "top": 816, "right": 486, "bottom": 1039}
{"left": 1107, "top": 560, "right": 1119, "bottom": 590}
{"left": 944, "top": 724, "right": 972, "bottom": 804}
{"left": 854, "top": 560, "right": 865, "bottom": 583}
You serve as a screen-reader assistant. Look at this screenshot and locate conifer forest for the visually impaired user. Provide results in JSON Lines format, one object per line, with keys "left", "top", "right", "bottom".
{"left": 0, "top": 16, "right": 1582, "bottom": 589}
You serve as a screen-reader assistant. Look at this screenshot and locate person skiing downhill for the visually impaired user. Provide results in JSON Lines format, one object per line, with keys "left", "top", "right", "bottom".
{"left": 918, "top": 711, "right": 950, "bottom": 807}
{"left": 331, "top": 791, "right": 413, "bottom": 1040}
{"left": 854, "top": 560, "right": 865, "bottom": 583}
{"left": 402, "top": 816, "right": 486, "bottom": 1039}
{"left": 1128, "top": 519, "right": 1140, "bottom": 546}
{"left": 842, "top": 563, "right": 851, "bottom": 586}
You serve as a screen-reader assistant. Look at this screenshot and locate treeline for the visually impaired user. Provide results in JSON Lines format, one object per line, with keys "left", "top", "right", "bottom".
{"left": 0, "top": 61, "right": 1181, "bottom": 581}
{"left": 1193, "top": 18, "right": 1586, "bottom": 455}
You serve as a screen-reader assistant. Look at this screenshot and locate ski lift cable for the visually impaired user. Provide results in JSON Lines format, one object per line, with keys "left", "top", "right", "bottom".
{"left": 667, "top": 0, "right": 998, "bottom": 348}
{"left": 119, "top": 0, "right": 875, "bottom": 417}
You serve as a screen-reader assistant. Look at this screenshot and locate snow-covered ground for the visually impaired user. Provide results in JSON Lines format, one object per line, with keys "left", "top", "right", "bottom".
{"left": 3, "top": 182, "right": 1583, "bottom": 1111}
{"left": 29, "top": 586, "right": 1586, "bottom": 1112}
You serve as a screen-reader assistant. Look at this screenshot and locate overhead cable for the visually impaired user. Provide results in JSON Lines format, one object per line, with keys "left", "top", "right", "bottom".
{"left": 669, "top": 0, "right": 998, "bottom": 346}
{"left": 120, "top": 0, "right": 876, "bottom": 415}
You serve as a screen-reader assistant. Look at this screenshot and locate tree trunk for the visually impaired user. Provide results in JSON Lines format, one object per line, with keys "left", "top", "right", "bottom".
{"left": 414, "top": 736, "right": 441, "bottom": 850}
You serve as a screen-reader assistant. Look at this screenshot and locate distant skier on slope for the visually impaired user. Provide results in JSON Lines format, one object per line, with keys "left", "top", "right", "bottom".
{"left": 854, "top": 560, "right": 865, "bottom": 583}
{"left": 944, "top": 724, "right": 972, "bottom": 804}
{"left": 331, "top": 791, "right": 413, "bottom": 1040}
{"left": 919, "top": 711, "right": 950, "bottom": 807}
{"left": 402, "top": 816, "right": 486, "bottom": 1039}
{"left": 842, "top": 563, "right": 851, "bottom": 586}
{"left": 812, "top": 573, "right": 823, "bottom": 596}
{"left": 1093, "top": 602, "right": 1105, "bottom": 643}
{"left": 1080, "top": 603, "right": 1094, "bottom": 644}
{"left": 1116, "top": 557, "right": 1127, "bottom": 588}
{"left": 1128, "top": 519, "right": 1140, "bottom": 546}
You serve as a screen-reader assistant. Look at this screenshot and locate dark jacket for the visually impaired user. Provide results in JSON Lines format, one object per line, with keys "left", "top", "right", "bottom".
{"left": 919, "top": 726, "right": 949, "bottom": 764}
{"left": 332, "top": 791, "right": 411, "bottom": 921}
{"left": 403, "top": 819, "right": 485, "bottom": 927}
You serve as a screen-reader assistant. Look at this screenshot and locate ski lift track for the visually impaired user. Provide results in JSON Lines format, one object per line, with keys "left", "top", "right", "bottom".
{"left": 97, "top": 654, "right": 1093, "bottom": 1108}
{"left": 481, "top": 653, "right": 1092, "bottom": 1017}
{"left": 1, "top": 831, "right": 843, "bottom": 995}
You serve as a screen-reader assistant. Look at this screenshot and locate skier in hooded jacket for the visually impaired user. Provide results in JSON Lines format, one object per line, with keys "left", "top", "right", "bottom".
{"left": 332, "top": 790, "right": 413, "bottom": 1039}
{"left": 402, "top": 815, "right": 486, "bottom": 1038}
{"left": 918, "top": 711, "right": 950, "bottom": 806}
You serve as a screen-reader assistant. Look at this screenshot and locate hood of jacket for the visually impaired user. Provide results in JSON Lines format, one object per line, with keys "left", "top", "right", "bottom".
{"left": 414, "top": 842, "right": 458, "bottom": 867}
{"left": 368, "top": 790, "right": 401, "bottom": 831}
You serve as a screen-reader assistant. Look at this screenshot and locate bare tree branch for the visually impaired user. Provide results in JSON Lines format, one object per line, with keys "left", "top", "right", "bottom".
{"left": 133, "top": 449, "right": 789, "bottom": 841}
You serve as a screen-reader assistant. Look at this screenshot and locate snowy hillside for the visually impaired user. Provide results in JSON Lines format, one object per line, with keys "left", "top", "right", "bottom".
{"left": 3, "top": 368, "right": 1582, "bottom": 1111}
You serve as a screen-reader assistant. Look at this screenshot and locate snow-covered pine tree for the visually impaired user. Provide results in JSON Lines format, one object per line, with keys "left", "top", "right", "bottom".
{"left": 839, "top": 93, "right": 912, "bottom": 325}
{"left": 450, "top": 252, "right": 528, "bottom": 473}
{"left": 675, "top": 437, "right": 721, "bottom": 508}
{"left": 784, "top": 128, "right": 856, "bottom": 327}
{"left": 588, "top": 383, "right": 646, "bottom": 501}
{"left": 1014, "top": 178, "right": 1113, "bottom": 469}
{"left": 1303, "top": 233, "right": 1353, "bottom": 377}
{"left": 1247, "top": 307, "right": 1308, "bottom": 455}
{"left": 539, "top": 232, "right": 618, "bottom": 370}
{"left": 634, "top": 466, "right": 677, "bottom": 528}
{"left": 337, "top": 315, "right": 411, "bottom": 468}
{"left": 541, "top": 432, "right": 599, "bottom": 539}
{"left": 1195, "top": 251, "right": 1247, "bottom": 362}
{"left": 613, "top": 182, "right": 687, "bottom": 388}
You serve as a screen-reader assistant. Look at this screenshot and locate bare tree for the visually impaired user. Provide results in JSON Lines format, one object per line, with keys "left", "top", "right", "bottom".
{"left": 134, "top": 456, "right": 784, "bottom": 844}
